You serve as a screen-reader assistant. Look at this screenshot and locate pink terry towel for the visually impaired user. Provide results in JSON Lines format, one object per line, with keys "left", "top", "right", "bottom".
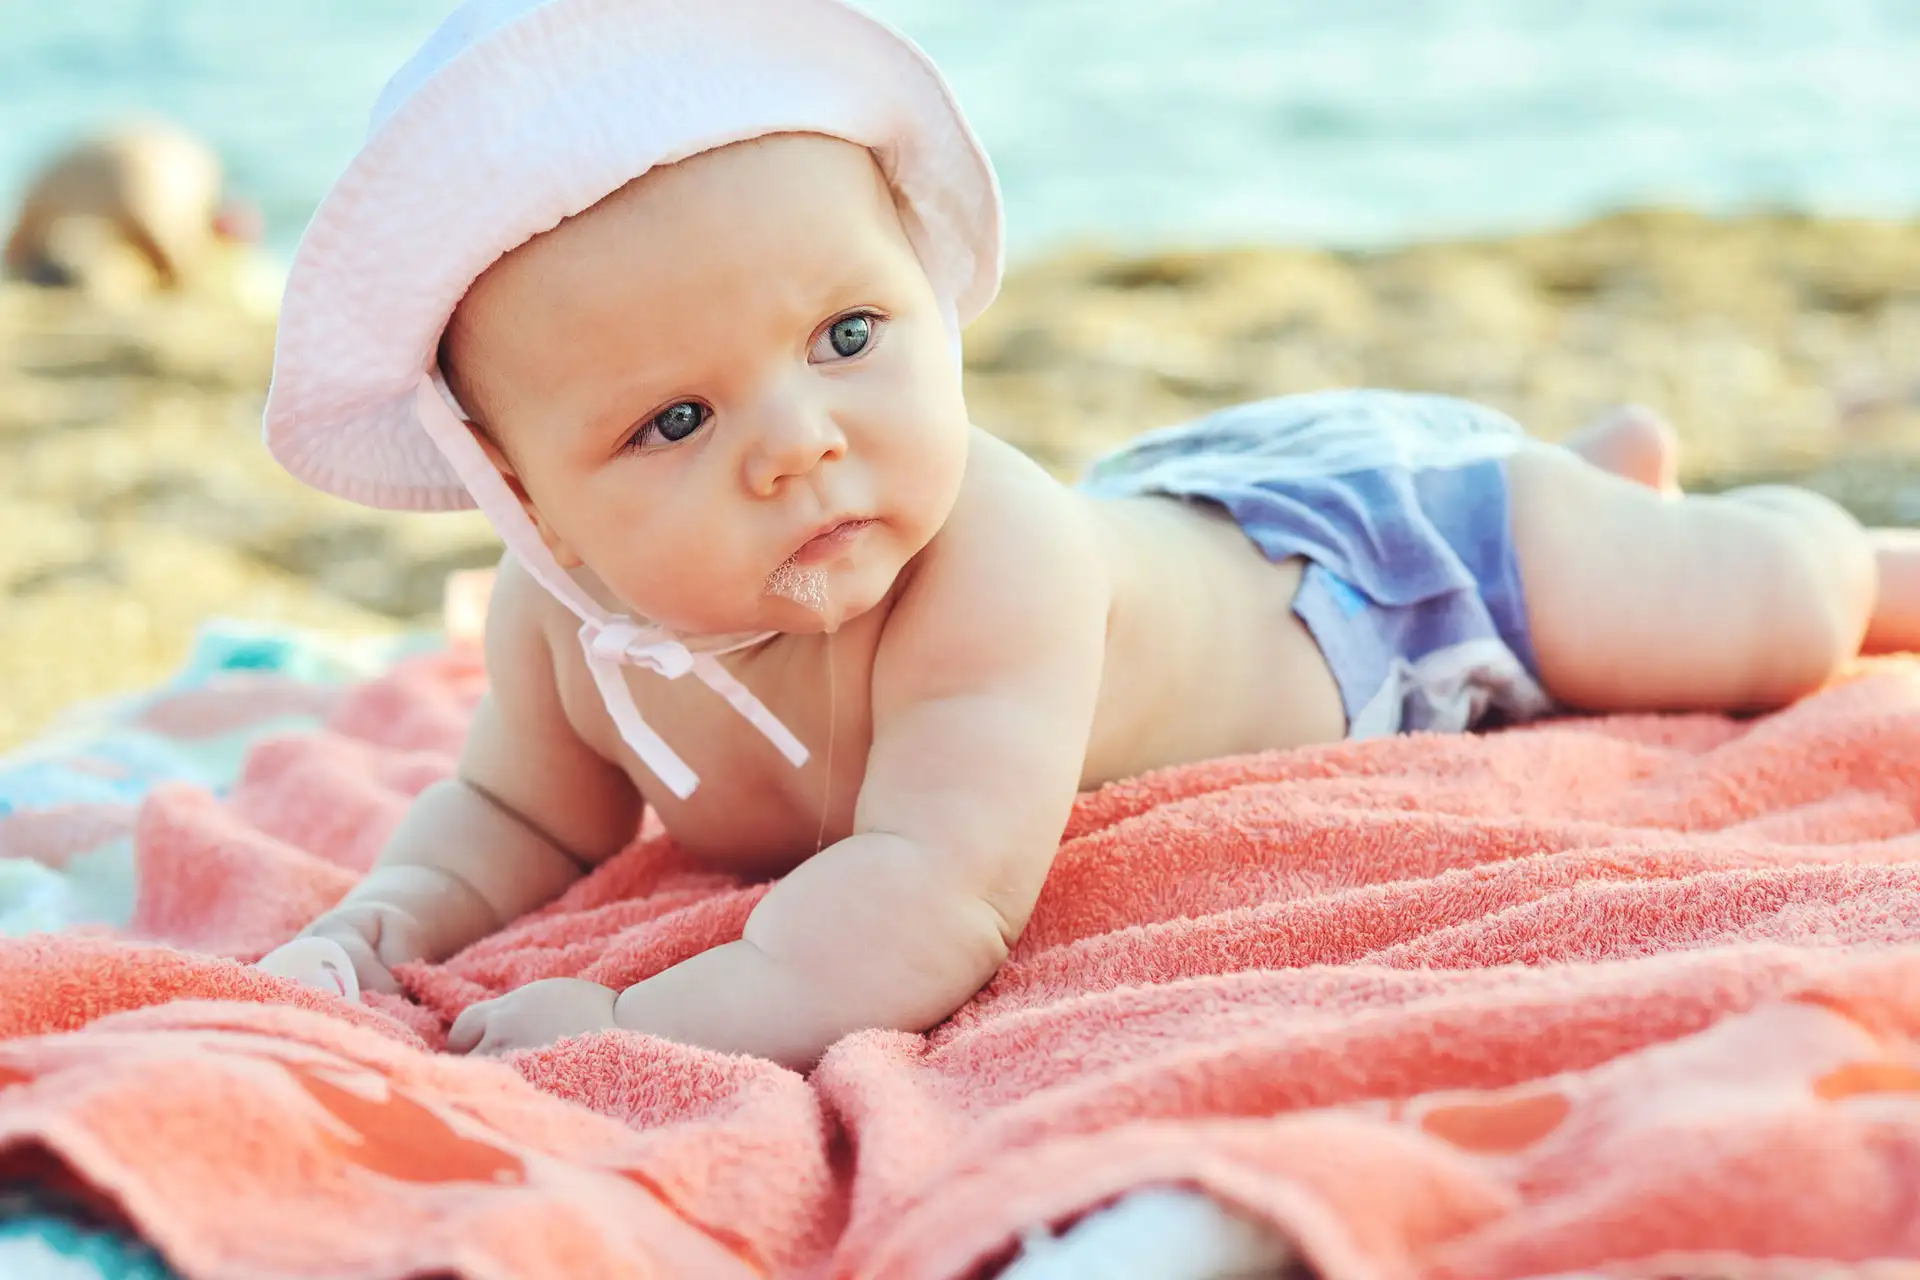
{"left": 4, "top": 649, "right": 1920, "bottom": 1278}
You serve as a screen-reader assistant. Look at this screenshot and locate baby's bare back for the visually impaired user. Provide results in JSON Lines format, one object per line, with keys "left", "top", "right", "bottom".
{"left": 1081, "top": 491, "right": 1345, "bottom": 781}
{"left": 512, "top": 436, "right": 1342, "bottom": 874}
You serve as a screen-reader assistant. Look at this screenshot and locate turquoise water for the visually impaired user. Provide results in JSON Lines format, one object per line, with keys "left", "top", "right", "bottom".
{"left": 4, "top": 0, "right": 1919, "bottom": 261}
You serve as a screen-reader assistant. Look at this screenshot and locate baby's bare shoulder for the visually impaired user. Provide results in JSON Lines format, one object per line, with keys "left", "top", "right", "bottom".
{"left": 935, "top": 429, "right": 1102, "bottom": 563}
{"left": 480, "top": 552, "right": 620, "bottom": 759}
{"left": 481, "top": 552, "right": 568, "bottom": 698}
{"left": 465, "top": 553, "right": 643, "bottom": 862}
{"left": 882, "top": 429, "right": 1108, "bottom": 672}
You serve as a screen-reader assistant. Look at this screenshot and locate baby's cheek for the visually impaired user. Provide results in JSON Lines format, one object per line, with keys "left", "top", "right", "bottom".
{"left": 911, "top": 425, "right": 971, "bottom": 529}
{"left": 631, "top": 543, "right": 770, "bottom": 628}
{"left": 876, "top": 402, "right": 965, "bottom": 500}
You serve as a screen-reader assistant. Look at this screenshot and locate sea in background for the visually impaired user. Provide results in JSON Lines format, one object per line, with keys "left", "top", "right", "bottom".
{"left": 4, "top": 0, "right": 1920, "bottom": 262}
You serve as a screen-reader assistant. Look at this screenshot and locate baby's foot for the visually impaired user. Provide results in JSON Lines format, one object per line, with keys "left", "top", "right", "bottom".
{"left": 1563, "top": 404, "right": 1681, "bottom": 496}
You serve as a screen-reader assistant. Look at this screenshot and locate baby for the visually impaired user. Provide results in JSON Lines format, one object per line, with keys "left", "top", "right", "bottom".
{"left": 4, "top": 120, "right": 259, "bottom": 294}
{"left": 263, "top": 0, "right": 1920, "bottom": 1069}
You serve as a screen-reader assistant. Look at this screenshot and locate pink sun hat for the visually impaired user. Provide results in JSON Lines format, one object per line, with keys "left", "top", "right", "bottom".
{"left": 262, "top": 0, "right": 1005, "bottom": 798}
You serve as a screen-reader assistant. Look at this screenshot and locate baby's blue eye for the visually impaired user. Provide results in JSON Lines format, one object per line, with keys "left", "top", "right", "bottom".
{"left": 827, "top": 315, "right": 870, "bottom": 358}
{"left": 807, "top": 311, "right": 886, "bottom": 365}
{"left": 652, "top": 401, "right": 706, "bottom": 442}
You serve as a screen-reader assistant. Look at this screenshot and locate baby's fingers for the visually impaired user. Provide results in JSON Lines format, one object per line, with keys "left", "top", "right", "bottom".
{"left": 331, "top": 931, "right": 404, "bottom": 996}
{"left": 368, "top": 909, "right": 434, "bottom": 973}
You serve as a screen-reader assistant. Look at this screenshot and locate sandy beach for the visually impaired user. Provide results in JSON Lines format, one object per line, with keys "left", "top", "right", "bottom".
{"left": 4, "top": 207, "right": 1919, "bottom": 751}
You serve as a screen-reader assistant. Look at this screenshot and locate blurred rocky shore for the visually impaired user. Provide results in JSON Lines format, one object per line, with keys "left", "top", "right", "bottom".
{"left": 5, "top": 208, "right": 1920, "bottom": 749}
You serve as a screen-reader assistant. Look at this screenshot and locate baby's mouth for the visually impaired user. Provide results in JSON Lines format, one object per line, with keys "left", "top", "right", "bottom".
{"left": 763, "top": 517, "right": 875, "bottom": 619}
{"left": 789, "top": 517, "right": 875, "bottom": 565}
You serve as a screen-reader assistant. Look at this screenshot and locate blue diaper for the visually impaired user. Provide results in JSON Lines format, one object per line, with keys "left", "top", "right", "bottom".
{"left": 1077, "top": 389, "right": 1554, "bottom": 738}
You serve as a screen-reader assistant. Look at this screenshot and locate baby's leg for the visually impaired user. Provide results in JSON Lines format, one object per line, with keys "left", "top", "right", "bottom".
{"left": 1507, "top": 445, "right": 1877, "bottom": 713}
{"left": 1556, "top": 404, "right": 1920, "bottom": 658}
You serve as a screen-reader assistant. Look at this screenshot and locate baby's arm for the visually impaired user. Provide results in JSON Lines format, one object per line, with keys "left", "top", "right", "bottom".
{"left": 300, "top": 556, "right": 643, "bottom": 991}
{"left": 612, "top": 436, "right": 1109, "bottom": 1067}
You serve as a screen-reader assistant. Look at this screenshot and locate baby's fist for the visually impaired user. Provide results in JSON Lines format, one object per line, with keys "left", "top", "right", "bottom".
{"left": 447, "top": 978, "right": 620, "bottom": 1055}
{"left": 299, "top": 902, "right": 435, "bottom": 996}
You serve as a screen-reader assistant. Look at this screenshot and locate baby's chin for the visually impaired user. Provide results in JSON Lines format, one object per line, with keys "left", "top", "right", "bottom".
{"left": 608, "top": 587, "right": 870, "bottom": 641}
{"left": 759, "top": 579, "right": 883, "bottom": 635}
{"left": 761, "top": 558, "right": 905, "bottom": 635}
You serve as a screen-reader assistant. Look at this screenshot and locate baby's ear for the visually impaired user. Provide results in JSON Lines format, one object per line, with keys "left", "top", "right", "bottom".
{"left": 469, "top": 425, "right": 585, "bottom": 570}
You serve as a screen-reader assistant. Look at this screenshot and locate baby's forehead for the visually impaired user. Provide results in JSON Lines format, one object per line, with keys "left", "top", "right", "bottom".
{"left": 439, "top": 134, "right": 925, "bottom": 417}
{"left": 458, "top": 135, "right": 912, "bottom": 317}
{"left": 561, "top": 133, "right": 894, "bottom": 247}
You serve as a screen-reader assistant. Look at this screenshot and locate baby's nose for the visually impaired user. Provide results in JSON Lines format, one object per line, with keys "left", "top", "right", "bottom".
{"left": 747, "top": 403, "right": 848, "bottom": 495}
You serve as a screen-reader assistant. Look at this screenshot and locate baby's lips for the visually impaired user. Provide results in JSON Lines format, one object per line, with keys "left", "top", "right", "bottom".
{"left": 257, "top": 935, "right": 363, "bottom": 1003}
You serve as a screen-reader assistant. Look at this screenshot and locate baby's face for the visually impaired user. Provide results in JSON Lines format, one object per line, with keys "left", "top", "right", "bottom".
{"left": 441, "top": 133, "right": 970, "bottom": 634}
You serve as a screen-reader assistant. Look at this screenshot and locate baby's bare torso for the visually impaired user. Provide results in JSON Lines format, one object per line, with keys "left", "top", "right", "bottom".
{"left": 527, "top": 436, "right": 1343, "bottom": 875}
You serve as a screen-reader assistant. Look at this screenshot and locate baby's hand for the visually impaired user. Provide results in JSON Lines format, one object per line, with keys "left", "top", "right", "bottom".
{"left": 446, "top": 978, "right": 620, "bottom": 1055}
{"left": 298, "top": 901, "right": 437, "bottom": 997}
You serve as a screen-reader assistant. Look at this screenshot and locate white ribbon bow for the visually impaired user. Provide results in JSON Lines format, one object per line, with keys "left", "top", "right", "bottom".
{"left": 579, "top": 617, "right": 809, "bottom": 800}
